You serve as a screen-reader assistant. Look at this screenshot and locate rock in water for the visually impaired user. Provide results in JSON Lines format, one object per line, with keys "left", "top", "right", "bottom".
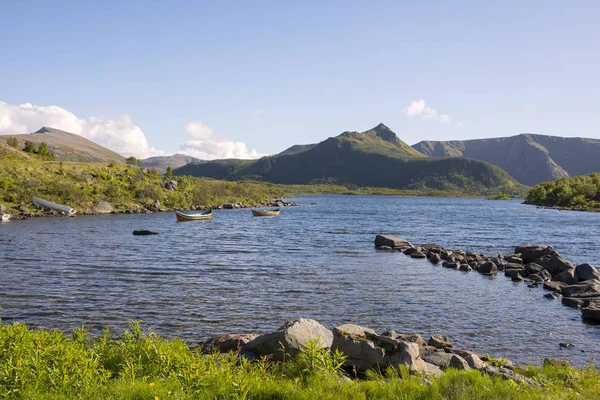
{"left": 374, "top": 235, "right": 413, "bottom": 250}
{"left": 244, "top": 318, "right": 333, "bottom": 362}
{"left": 575, "top": 264, "right": 600, "bottom": 282}
{"left": 515, "top": 244, "right": 558, "bottom": 263}
{"left": 92, "top": 201, "right": 114, "bottom": 214}
{"left": 132, "top": 230, "right": 159, "bottom": 235}
{"left": 428, "top": 334, "right": 452, "bottom": 349}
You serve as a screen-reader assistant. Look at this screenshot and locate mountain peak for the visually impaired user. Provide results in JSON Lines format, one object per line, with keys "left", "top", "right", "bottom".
{"left": 35, "top": 127, "right": 53, "bottom": 134}
{"left": 368, "top": 123, "right": 398, "bottom": 143}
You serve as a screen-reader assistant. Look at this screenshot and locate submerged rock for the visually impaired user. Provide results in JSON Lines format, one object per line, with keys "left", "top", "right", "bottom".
{"left": 132, "top": 230, "right": 159, "bottom": 235}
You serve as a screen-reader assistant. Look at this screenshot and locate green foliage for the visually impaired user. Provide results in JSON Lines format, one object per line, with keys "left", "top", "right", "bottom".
{"left": 22, "top": 141, "right": 38, "bottom": 154}
{"left": 1, "top": 321, "right": 600, "bottom": 399}
{"left": 6, "top": 138, "right": 18, "bottom": 148}
{"left": 164, "top": 166, "right": 173, "bottom": 180}
{"left": 525, "top": 173, "right": 600, "bottom": 211}
{"left": 125, "top": 156, "right": 141, "bottom": 167}
{"left": 487, "top": 193, "right": 512, "bottom": 200}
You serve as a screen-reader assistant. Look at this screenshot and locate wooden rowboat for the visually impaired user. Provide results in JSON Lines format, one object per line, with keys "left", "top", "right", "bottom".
{"left": 175, "top": 208, "right": 212, "bottom": 221}
{"left": 251, "top": 208, "right": 280, "bottom": 217}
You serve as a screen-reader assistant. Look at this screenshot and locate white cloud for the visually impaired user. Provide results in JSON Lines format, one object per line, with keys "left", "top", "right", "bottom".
{"left": 0, "top": 101, "right": 163, "bottom": 158}
{"left": 403, "top": 99, "right": 451, "bottom": 124}
{"left": 180, "top": 121, "right": 266, "bottom": 160}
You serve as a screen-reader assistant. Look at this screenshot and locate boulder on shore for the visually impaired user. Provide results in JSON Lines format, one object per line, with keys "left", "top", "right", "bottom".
{"left": 199, "top": 334, "right": 257, "bottom": 353}
{"left": 515, "top": 244, "right": 558, "bottom": 264}
{"left": 331, "top": 324, "right": 384, "bottom": 371}
{"left": 244, "top": 319, "right": 333, "bottom": 362}
{"left": 581, "top": 306, "right": 600, "bottom": 322}
{"left": 374, "top": 235, "right": 413, "bottom": 250}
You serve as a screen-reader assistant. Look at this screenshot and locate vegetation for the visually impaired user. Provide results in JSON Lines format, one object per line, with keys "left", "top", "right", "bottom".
{"left": 19, "top": 141, "right": 56, "bottom": 161}
{"left": 125, "top": 156, "right": 142, "bottom": 167}
{"left": 525, "top": 173, "right": 600, "bottom": 211}
{"left": 6, "top": 138, "right": 18, "bottom": 148}
{"left": 0, "top": 321, "right": 598, "bottom": 399}
{"left": 487, "top": 193, "right": 512, "bottom": 200}
{"left": 0, "top": 160, "right": 288, "bottom": 215}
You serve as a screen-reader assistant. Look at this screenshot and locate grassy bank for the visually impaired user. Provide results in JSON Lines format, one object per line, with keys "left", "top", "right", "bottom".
{"left": 0, "top": 160, "right": 288, "bottom": 215}
{"left": 0, "top": 321, "right": 598, "bottom": 399}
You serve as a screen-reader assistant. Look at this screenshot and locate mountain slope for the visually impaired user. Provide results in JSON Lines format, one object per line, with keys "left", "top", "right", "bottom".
{"left": 0, "top": 127, "right": 126, "bottom": 163}
{"left": 412, "top": 134, "right": 600, "bottom": 186}
{"left": 176, "top": 124, "right": 526, "bottom": 195}
{"left": 141, "top": 154, "right": 202, "bottom": 172}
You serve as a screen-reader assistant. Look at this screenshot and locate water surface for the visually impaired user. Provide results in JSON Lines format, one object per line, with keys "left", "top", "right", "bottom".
{"left": 1, "top": 195, "right": 599, "bottom": 365}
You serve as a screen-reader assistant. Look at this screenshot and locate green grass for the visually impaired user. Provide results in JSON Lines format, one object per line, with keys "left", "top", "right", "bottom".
{"left": 0, "top": 321, "right": 599, "bottom": 399}
{"left": 0, "top": 160, "right": 288, "bottom": 215}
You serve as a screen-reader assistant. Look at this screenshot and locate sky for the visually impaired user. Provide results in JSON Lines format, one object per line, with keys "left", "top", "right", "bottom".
{"left": 0, "top": 0, "right": 598, "bottom": 159}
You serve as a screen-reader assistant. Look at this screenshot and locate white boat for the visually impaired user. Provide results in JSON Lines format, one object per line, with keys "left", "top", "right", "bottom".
{"left": 32, "top": 197, "right": 76, "bottom": 216}
{"left": 1, "top": 214, "right": 10, "bottom": 221}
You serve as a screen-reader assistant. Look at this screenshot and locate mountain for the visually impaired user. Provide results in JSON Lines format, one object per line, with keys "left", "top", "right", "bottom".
{"left": 141, "top": 154, "right": 202, "bottom": 172}
{"left": 0, "top": 127, "right": 126, "bottom": 163}
{"left": 176, "top": 123, "right": 526, "bottom": 195}
{"left": 412, "top": 134, "right": 600, "bottom": 186}
{"left": 278, "top": 143, "right": 317, "bottom": 156}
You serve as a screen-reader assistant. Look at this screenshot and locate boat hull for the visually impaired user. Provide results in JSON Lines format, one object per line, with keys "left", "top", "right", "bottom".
{"left": 251, "top": 209, "right": 280, "bottom": 217}
{"left": 175, "top": 210, "right": 213, "bottom": 221}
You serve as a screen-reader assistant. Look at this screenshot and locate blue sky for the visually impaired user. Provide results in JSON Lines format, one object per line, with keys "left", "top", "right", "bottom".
{"left": 1, "top": 0, "right": 598, "bottom": 158}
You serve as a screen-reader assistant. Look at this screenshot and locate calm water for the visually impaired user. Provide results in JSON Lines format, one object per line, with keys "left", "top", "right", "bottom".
{"left": 1, "top": 195, "right": 599, "bottom": 365}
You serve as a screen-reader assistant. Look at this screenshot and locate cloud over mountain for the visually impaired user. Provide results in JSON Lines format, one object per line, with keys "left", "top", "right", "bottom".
{"left": 403, "top": 99, "right": 451, "bottom": 123}
{"left": 0, "top": 101, "right": 163, "bottom": 158}
{"left": 179, "top": 121, "right": 265, "bottom": 160}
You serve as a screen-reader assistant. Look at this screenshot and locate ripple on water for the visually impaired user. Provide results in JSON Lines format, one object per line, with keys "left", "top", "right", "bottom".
{"left": 0, "top": 195, "right": 600, "bottom": 365}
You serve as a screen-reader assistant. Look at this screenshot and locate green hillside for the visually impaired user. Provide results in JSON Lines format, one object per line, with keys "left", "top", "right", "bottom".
{"left": 413, "top": 134, "right": 600, "bottom": 186}
{"left": 525, "top": 172, "right": 600, "bottom": 211}
{"left": 176, "top": 124, "right": 527, "bottom": 195}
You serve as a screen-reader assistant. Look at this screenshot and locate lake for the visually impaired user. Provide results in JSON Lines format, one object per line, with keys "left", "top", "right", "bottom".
{"left": 1, "top": 195, "right": 599, "bottom": 366}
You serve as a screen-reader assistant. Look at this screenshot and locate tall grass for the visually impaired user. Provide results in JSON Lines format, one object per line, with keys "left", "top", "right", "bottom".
{"left": 0, "top": 321, "right": 599, "bottom": 399}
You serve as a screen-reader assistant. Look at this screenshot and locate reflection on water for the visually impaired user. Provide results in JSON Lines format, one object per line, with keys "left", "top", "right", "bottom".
{"left": 1, "top": 195, "right": 599, "bottom": 365}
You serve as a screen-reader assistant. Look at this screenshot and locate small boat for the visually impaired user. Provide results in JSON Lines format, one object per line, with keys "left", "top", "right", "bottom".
{"left": 1, "top": 214, "right": 10, "bottom": 221}
{"left": 175, "top": 208, "right": 212, "bottom": 221}
{"left": 32, "top": 196, "right": 76, "bottom": 216}
{"left": 251, "top": 208, "right": 280, "bottom": 217}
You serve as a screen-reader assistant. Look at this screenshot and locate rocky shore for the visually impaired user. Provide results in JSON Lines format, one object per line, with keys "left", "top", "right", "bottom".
{"left": 1, "top": 199, "right": 298, "bottom": 220}
{"left": 192, "top": 318, "right": 545, "bottom": 385}
{"left": 374, "top": 235, "right": 600, "bottom": 324}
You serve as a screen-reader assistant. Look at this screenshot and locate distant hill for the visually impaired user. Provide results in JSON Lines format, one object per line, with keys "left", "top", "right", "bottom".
{"left": 278, "top": 143, "right": 317, "bottom": 156}
{"left": 176, "top": 123, "right": 526, "bottom": 195}
{"left": 141, "top": 154, "right": 202, "bottom": 172}
{"left": 412, "top": 134, "right": 600, "bottom": 186}
{"left": 0, "top": 127, "right": 126, "bottom": 163}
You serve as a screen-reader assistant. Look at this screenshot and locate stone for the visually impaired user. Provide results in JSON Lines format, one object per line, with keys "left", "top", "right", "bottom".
{"left": 422, "top": 244, "right": 445, "bottom": 253}
{"left": 504, "top": 263, "right": 525, "bottom": 271}
{"left": 377, "top": 245, "right": 393, "bottom": 251}
{"left": 561, "top": 297, "right": 586, "bottom": 308}
{"left": 524, "top": 263, "right": 544, "bottom": 274}
{"left": 544, "top": 292, "right": 560, "bottom": 299}
{"left": 535, "top": 255, "right": 575, "bottom": 277}
{"left": 444, "top": 262, "right": 460, "bottom": 269}
{"left": 449, "top": 354, "right": 471, "bottom": 370}
{"left": 553, "top": 269, "right": 579, "bottom": 285}
{"left": 543, "top": 281, "right": 567, "bottom": 292}
{"left": 504, "top": 269, "right": 525, "bottom": 279}
{"left": 515, "top": 244, "right": 558, "bottom": 264}
{"left": 200, "top": 334, "right": 257, "bottom": 353}
{"left": 378, "top": 331, "right": 425, "bottom": 347}
{"left": 245, "top": 318, "right": 333, "bottom": 362}
{"left": 464, "top": 353, "right": 485, "bottom": 370}
{"left": 421, "top": 351, "right": 454, "bottom": 369}
{"left": 422, "top": 362, "right": 443, "bottom": 378}
{"left": 428, "top": 334, "right": 452, "bottom": 349}
{"left": 511, "top": 273, "right": 525, "bottom": 282}
{"left": 459, "top": 264, "right": 472, "bottom": 272}
{"left": 428, "top": 252, "right": 442, "bottom": 264}
{"left": 561, "top": 282, "right": 600, "bottom": 297}
{"left": 504, "top": 256, "right": 523, "bottom": 264}
{"left": 375, "top": 235, "right": 413, "bottom": 250}
{"left": 411, "top": 251, "right": 426, "bottom": 259}
{"left": 543, "top": 358, "right": 563, "bottom": 368}
{"left": 484, "top": 365, "right": 538, "bottom": 386}
{"left": 132, "top": 230, "right": 159, "bottom": 235}
{"left": 581, "top": 306, "right": 600, "bottom": 322}
{"left": 478, "top": 261, "right": 498, "bottom": 275}
{"left": 575, "top": 264, "right": 600, "bottom": 282}
{"left": 330, "top": 324, "right": 383, "bottom": 371}
{"left": 528, "top": 273, "right": 545, "bottom": 283}
{"left": 403, "top": 247, "right": 417, "bottom": 255}
{"left": 385, "top": 342, "right": 424, "bottom": 372}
